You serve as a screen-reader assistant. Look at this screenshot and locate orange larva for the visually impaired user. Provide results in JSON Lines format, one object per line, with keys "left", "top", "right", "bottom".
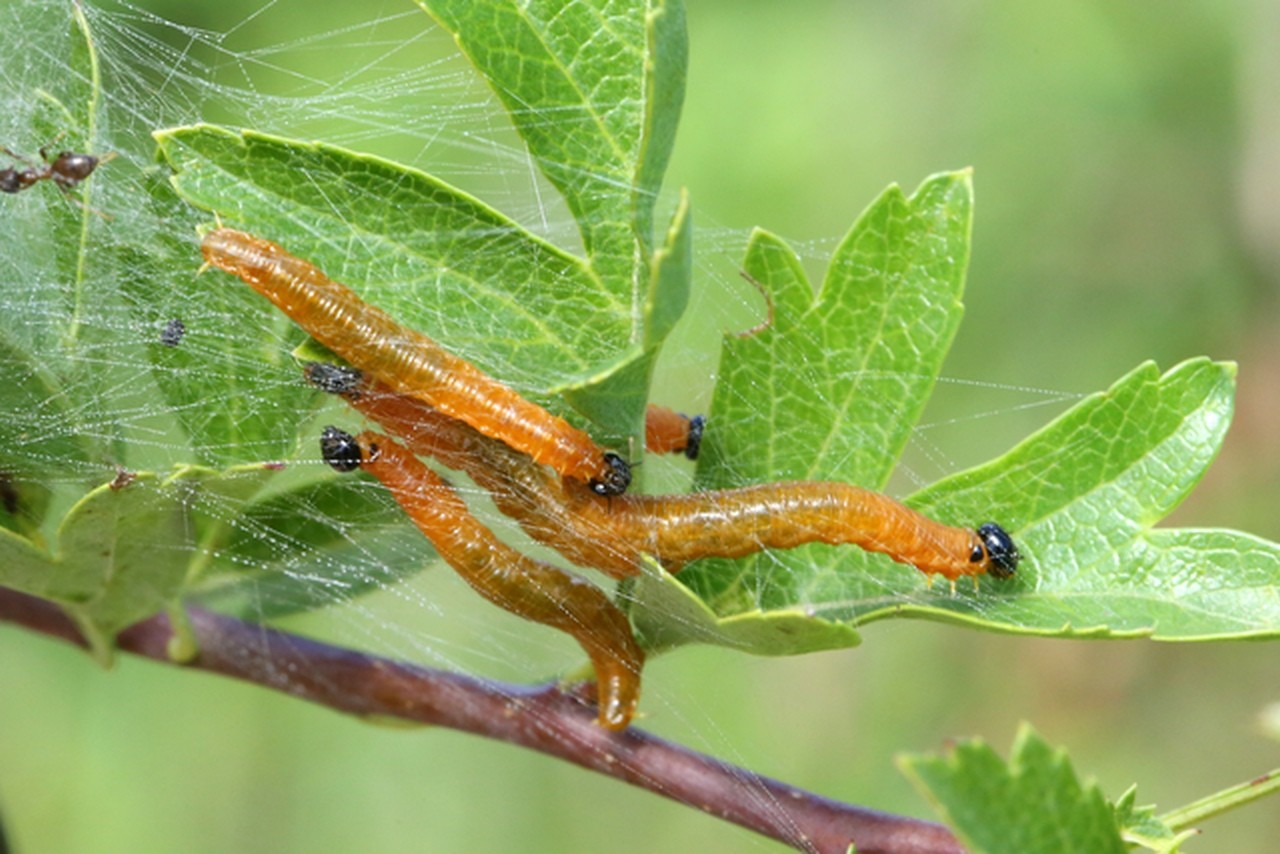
{"left": 307, "top": 365, "right": 1019, "bottom": 583}
{"left": 320, "top": 426, "right": 644, "bottom": 730}
{"left": 202, "top": 229, "right": 630, "bottom": 495}
{"left": 643, "top": 404, "right": 704, "bottom": 460}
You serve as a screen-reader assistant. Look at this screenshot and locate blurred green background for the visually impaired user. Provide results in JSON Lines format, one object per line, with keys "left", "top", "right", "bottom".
{"left": 3, "top": 0, "right": 1280, "bottom": 851}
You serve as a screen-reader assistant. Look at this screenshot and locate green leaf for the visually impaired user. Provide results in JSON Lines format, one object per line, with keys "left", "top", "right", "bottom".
{"left": 1, "top": 469, "right": 200, "bottom": 662}
{"left": 644, "top": 348, "right": 1278, "bottom": 651}
{"left": 898, "top": 724, "right": 1127, "bottom": 854}
{"left": 643, "top": 187, "right": 693, "bottom": 351}
{"left": 155, "top": 125, "right": 624, "bottom": 393}
{"left": 416, "top": 0, "right": 687, "bottom": 276}
{"left": 634, "top": 171, "right": 978, "bottom": 650}
{"left": 634, "top": 171, "right": 1279, "bottom": 653}
{"left": 156, "top": 2, "right": 691, "bottom": 458}
{"left": 697, "top": 171, "right": 973, "bottom": 490}
{"left": 1113, "top": 787, "right": 1194, "bottom": 853}
{"left": 416, "top": 0, "right": 689, "bottom": 445}
{"left": 635, "top": 0, "right": 688, "bottom": 251}
{"left": 565, "top": 188, "right": 692, "bottom": 444}
{"left": 904, "top": 358, "right": 1278, "bottom": 640}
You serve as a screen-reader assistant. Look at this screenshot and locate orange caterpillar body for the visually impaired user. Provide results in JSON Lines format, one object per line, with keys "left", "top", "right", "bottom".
{"left": 643, "top": 404, "right": 704, "bottom": 460}
{"left": 320, "top": 427, "right": 644, "bottom": 731}
{"left": 307, "top": 365, "right": 1019, "bottom": 583}
{"left": 202, "top": 229, "right": 630, "bottom": 496}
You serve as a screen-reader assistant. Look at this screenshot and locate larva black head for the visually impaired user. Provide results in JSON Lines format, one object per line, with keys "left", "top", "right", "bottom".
{"left": 684, "top": 415, "right": 706, "bottom": 461}
{"left": 590, "top": 453, "right": 632, "bottom": 496}
{"left": 320, "top": 426, "right": 363, "bottom": 472}
{"left": 305, "top": 362, "right": 364, "bottom": 397}
{"left": 976, "top": 522, "right": 1020, "bottom": 579}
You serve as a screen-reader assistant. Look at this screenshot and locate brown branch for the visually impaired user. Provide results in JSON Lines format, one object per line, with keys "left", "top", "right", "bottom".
{"left": 0, "top": 587, "right": 963, "bottom": 854}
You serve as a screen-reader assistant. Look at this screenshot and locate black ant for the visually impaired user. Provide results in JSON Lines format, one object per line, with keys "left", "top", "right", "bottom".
{"left": 1, "top": 138, "right": 113, "bottom": 204}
